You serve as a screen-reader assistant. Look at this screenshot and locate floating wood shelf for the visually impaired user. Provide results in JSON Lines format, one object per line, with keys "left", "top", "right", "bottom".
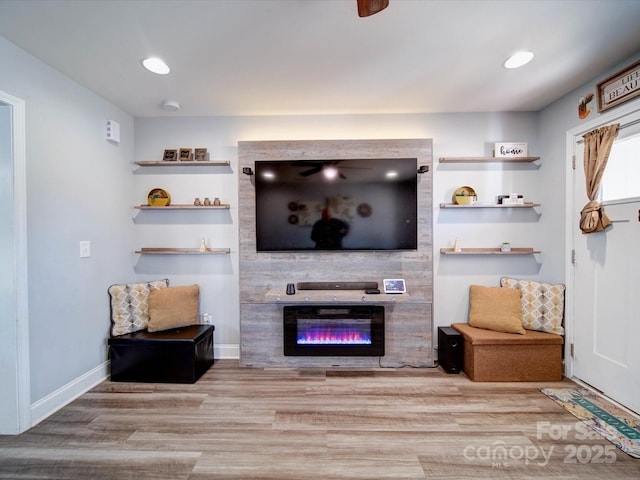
{"left": 135, "top": 204, "right": 230, "bottom": 210}
{"left": 134, "top": 160, "right": 231, "bottom": 167}
{"left": 439, "top": 156, "right": 540, "bottom": 163}
{"left": 440, "top": 247, "right": 540, "bottom": 255}
{"left": 439, "top": 202, "right": 540, "bottom": 208}
{"left": 264, "top": 289, "right": 412, "bottom": 303}
{"left": 135, "top": 248, "right": 231, "bottom": 255}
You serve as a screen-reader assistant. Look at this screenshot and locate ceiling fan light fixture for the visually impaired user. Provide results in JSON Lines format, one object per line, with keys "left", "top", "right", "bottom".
{"left": 503, "top": 51, "right": 534, "bottom": 69}
{"left": 142, "top": 57, "right": 171, "bottom": 75}
{"left": 323, "top": 167, "right": 339, "bottom": 180}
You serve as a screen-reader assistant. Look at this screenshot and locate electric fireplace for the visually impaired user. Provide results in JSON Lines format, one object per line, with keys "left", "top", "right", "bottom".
{"left": 283, "top": 305, "right": 384, "bottom": 356}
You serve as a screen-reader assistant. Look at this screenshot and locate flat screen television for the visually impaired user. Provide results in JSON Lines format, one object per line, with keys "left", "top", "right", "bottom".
{"left": 254, "top": 158, "right": 418, "bottom": 251}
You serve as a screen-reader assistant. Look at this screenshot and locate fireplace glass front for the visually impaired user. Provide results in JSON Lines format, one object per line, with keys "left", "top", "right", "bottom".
{"left": 283, "top": 305, "right": 384, "bottom": 356}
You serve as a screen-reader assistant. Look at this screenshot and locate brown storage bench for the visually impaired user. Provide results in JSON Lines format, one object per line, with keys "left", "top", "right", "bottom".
{"left": 451, "top": 323, "right": 563, "bottom": 382}
{"left": 108, "top": 324, "right": 214, "bottom": 383}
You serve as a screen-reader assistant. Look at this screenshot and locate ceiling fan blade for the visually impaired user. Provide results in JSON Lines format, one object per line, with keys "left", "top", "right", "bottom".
{"left": 300, "top": 166, "right": 322, "bottom": 177}
{"left": 357, "top": 0, "right": 389, "bottom": 17}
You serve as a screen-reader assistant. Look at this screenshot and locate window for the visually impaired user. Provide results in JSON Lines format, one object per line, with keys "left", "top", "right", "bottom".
{"left": 600, "top": 129, "right": 640, "bottom": 202}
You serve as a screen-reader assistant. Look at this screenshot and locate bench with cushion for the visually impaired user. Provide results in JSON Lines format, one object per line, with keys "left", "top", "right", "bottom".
{"left": 107, "top": 279, "right": 214, "bottom": 383}
{"left": 449, "top": 278, "right": 565, "bottom": 382}
{"left": 451, "top": 323, "right": 563, "bottom": 381}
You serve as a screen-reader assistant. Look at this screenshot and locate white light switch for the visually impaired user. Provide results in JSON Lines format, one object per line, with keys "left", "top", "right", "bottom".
{"left": 80, "top": 241, "right": 91, "bottom": 258}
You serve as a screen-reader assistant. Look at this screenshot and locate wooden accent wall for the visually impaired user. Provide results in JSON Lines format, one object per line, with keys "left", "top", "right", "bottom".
{"left": 238, "top": 139, "right": 433, "bottom": 367}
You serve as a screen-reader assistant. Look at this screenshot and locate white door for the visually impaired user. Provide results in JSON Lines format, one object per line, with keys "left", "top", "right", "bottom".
{"left": 572, "top": 117, "right": 640, "bottom": 414}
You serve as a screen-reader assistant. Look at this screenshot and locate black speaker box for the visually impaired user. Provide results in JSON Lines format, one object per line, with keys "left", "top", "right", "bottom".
{"left": 438, "top": 326, "right": 463, "bottom": 374}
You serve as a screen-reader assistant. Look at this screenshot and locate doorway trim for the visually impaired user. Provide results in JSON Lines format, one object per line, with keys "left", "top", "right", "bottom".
{"left": 0, "top": 89, "right": 30, "bottom": 434}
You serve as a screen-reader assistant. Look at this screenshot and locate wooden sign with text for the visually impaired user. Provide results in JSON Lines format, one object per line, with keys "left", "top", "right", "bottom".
{"left": 597, "top": 59, "right": 640, "bottom": 112}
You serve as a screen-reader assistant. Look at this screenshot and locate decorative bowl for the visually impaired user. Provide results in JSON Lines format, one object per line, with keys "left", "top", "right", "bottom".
{"left": 147, "top": 188, "right": 171, "bottom": 206}
{"left": 453, "top": 186, "right": 477, "bottom": 205}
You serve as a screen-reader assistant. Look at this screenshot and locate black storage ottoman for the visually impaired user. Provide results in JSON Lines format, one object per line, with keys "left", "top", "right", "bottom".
{"left": 108, "top": 324, "right": 214, "bottom": 383}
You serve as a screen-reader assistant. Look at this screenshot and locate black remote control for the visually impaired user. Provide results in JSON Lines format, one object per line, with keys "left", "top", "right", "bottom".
{"left": 365, "top": 288, "right": 380, "bottom": 294}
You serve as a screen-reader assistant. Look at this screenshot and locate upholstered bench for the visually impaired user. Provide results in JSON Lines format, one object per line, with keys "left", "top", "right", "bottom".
{"left": 449, "top": 278, "right": 566, "bottom": 382}
{"left": 451, "top": 323, "right": 563, "bottom": 382}
{"left": 108, "top": 324, "right": 214, "bottom": 383}
{"left": 107, "top": 279, "right": 214, "bottom": 384}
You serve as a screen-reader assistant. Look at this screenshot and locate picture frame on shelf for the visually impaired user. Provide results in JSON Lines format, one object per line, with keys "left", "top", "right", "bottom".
{"left": 194, "top": 148, "right": 208, "bottom": 161}
{"left": 383, "top": 278, "right": 406, "bottom": 294}
{"left": 179, "top": 148, "right": 192, "bottom": 161}
{"left": 163, "top": 149, "right": 177, "bottom": 161}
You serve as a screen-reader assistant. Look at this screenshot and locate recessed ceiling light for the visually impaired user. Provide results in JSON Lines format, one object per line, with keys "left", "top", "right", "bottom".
{"left": 504, "top": 51, "right": 534, "bottom": 69}
{"left": 141, "top": 57, "right": 170, "bottom": 75}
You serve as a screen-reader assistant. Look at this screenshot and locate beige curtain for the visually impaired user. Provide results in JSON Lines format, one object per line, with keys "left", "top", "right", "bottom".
{"left": 579, "top": 123, "right": 619, "bottom": 234}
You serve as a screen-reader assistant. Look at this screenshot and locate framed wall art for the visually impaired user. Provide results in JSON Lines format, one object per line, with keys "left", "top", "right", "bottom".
{"left": 597, "top": 59, "right": 640, "bottom": 112}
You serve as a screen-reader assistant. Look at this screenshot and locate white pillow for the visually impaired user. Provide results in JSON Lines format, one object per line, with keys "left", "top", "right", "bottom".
{"left": 108, "top": 279, "right": 169, "bottom": 336}
{"left": 500, "top": 277, "right": 565, "bottom": 335}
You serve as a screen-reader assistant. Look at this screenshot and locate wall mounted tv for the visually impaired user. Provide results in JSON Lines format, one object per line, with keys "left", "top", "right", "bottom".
{"left": 254, "top": 158, "right": 418, "bottom": 252}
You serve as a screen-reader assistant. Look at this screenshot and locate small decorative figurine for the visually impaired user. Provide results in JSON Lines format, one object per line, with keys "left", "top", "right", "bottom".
{"left": 204, "top": 197, "right": 211, "bottom": 206}
{"left": 194, "top": 197, "right": 202, "bottom": 206}
{"left": 213, "top": 197, "right": 221, "bottom": 206}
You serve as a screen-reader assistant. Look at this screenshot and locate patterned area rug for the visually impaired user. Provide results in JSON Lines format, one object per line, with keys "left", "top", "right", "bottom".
{"left": 541, "top": 387, "right": 640, "bottom": 458}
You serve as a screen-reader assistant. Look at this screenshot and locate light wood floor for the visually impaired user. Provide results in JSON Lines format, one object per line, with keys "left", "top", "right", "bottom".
{"left": 1, "top": 359, "right": 639, "bottom": 479}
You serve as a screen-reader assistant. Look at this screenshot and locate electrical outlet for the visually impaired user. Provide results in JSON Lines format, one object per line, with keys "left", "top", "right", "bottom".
{"left": 80, "top": 241, "right": 91, "bottom": 258}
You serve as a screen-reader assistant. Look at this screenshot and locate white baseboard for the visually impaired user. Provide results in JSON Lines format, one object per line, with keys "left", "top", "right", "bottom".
{"left": 29, "top": 344, "right": 239, "bottom": 427}
{"left": 30, "top": 361, "right": 109, "bottom": 427}
{"left": 216, "top": 343, "right": 239, "bottom": 359}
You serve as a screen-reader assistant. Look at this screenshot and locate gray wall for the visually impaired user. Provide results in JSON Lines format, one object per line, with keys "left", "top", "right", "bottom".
{"left": 135, "top": 112, "right": 544, "bottom": 349}
{"left": 0, "top": 37, "right": 135, "bottom": 415}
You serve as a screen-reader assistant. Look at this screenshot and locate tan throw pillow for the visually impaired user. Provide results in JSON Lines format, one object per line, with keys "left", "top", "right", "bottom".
{"left": 468, "top": 285, "right": 525, "bottom": 334}
{"left": 500, "top": 277, "right": 565, "bottom": 335}
{"left": 147, "top": 285, "right": 200, "bottom": 332}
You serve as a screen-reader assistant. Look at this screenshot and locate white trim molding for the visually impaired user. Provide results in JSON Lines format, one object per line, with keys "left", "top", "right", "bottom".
{"left": 215, "top": 343, "right": 240, "bottom": 359}
{"left": 30, "top": 362, "right": 109, "bottom": 427}
{"left": 0, "top": 90, "right": 30, "bottom": 434}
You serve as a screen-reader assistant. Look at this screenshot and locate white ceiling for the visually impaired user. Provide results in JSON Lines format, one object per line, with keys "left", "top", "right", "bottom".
{"left": 1, "top": 0, "right": 640, "bottom": 118}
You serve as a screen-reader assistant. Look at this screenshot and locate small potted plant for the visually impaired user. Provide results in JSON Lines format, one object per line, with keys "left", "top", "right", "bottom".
{"left": 500, "top": 242, "right": 511, "bottom": 252}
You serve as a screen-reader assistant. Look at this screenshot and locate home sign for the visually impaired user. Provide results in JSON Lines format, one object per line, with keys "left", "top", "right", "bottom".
{"left": 494, "top": 142, "right": 528, "bottom": 158}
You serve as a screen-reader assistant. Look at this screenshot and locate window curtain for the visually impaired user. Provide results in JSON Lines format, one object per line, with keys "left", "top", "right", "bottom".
{"left": 579, "top": 123, "right": 619, "bottom": 234}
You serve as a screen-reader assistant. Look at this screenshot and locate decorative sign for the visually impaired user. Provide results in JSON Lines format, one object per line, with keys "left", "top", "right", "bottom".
{"left": 494, "top": 142, "right": 528, "bottom": 158}
{"left": 597, "top": 59, "right": 640, "bottom": 112}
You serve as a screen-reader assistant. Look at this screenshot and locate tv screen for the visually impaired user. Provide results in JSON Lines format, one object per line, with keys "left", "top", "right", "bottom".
{"left": 254, "top": 158, "right": 418, "bottom": 251}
